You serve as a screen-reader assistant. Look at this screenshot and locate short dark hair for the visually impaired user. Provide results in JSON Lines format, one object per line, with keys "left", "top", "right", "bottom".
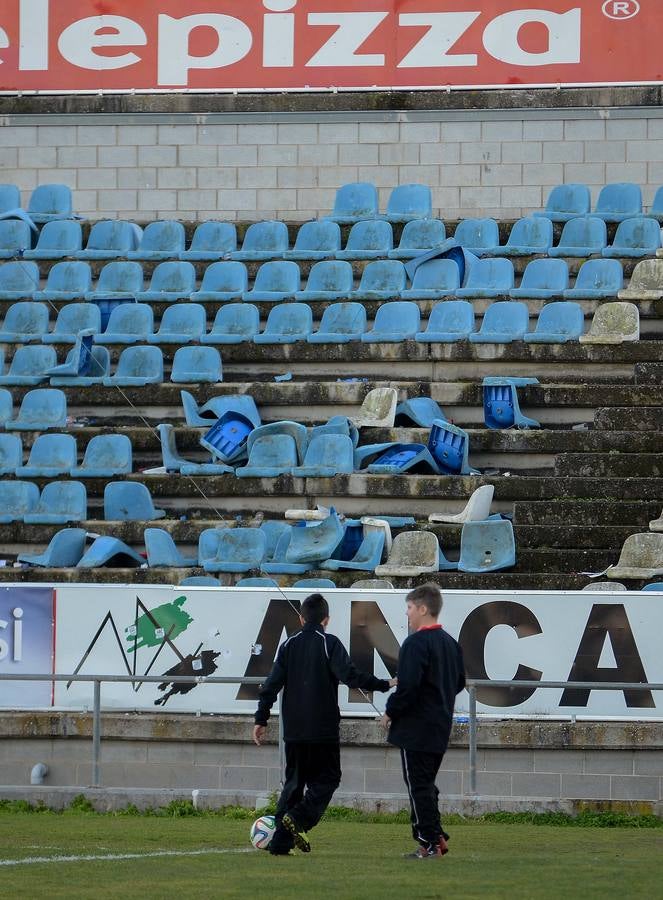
{"left": 406, "top": 583, "right": 442, "bottom": 618}
{"left": 301, "top": 593, "right": 329, "bottom": 624}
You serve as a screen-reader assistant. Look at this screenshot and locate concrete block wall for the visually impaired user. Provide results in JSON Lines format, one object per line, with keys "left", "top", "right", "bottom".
{"left": 2, "top": 109, "right": 663, "bottom": 222}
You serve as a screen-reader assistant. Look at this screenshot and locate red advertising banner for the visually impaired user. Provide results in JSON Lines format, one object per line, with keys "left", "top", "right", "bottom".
{"left": 0, "top": 1, "right": 660, "bottom": 95}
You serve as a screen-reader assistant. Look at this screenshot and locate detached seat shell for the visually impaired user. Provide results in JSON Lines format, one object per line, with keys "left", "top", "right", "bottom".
{"left": 18, "top": 528, "right": 87, "bottom": 567}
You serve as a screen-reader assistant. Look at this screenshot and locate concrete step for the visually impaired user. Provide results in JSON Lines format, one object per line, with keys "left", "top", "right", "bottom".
{"left": 554, "top": 453, "right": 663, "bottom": 478}
{"left": 514, "top": 499, "right": 662, "bottom": 526}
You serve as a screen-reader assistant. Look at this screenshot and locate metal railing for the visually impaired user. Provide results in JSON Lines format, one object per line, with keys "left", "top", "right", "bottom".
{"left": 1, "top": 674, "right": 662, "bottom": 796}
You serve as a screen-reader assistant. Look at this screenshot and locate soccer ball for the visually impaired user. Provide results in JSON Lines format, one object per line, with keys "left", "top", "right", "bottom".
{"left": 250, "top": 815, "right": 276, "bottom": 850}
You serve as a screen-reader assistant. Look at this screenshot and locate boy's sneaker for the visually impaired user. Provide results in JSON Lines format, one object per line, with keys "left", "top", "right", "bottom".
{"left": 404, "top": 842, "right": 446, "bottom": 860}
{"left": 282, "top": 814, "right": 311, "bottom": 853}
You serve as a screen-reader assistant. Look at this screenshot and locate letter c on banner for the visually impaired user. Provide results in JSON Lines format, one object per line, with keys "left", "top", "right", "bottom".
{"left": 483, "top": 8, "right": 581, "bottom": 67}
{"left": 158, "top": 14, "right": 253, "bottom": 86}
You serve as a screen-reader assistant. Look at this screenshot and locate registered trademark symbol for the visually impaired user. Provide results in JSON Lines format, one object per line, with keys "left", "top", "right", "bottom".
{"left": 602, "top": 0, "right": 640, "bottom": 18}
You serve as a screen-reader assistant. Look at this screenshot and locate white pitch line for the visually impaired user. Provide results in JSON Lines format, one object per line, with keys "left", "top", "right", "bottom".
{"left": 0, "top": 847, "right": 254, "bottom": 867}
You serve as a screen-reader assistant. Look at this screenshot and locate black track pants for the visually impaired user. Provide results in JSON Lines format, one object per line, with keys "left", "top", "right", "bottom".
{"left": 400, "top": 747, "right": 449, "bottom": 847}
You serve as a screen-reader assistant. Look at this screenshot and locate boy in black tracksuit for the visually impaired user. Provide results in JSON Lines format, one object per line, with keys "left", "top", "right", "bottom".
{"left": 253, "top": 593, "right": 394, "bottom": 855}
{"left": 385, "top": 583, "right": 465, "bottom": 859}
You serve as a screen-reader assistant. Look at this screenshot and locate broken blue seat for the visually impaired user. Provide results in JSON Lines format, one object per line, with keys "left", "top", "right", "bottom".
{"left": 71, "top": 434, "right": 132, "bottom": 477}
{"left": 202, "top": 528, "right": 267, "bottom": 573}
{"left": 325, "top": 182, "right": 378, "bottom": 224}
{"left": 147, "top": 303, "right": 207, "bottom": 344}
{"left": 95, "top": 302, "right": 153, "bottom": 344}
{"left": 171, "top": 346, "right": 222, "bottom": 384}
{"left": 322, "top": 525, "right": 385, "bottom": 572}
{"left": 85, "top": 261, "right": 144, "bottom": 301}
{"left": 0, "top": 481, "right": 39, "bottom": 522}
{"left": 0, "top": 345, "right": 56, "bottom": 385}
{"left": 5, "top": 387, "right": 67, "bottom": 430}
{"left": 103, "top": 345, "right": 163, "bottom": 386}
{"left": 602, "top": 216, "right": 661, "bottom": 258}
{"left": 284, "top": 513, "right": 346, "bottom": 566}
{"left": 235, "top": 434, "right": 299, "bottom": 478}
{"left": 351, "top": 260, "right": 407, "bottom": 300}
{"left": 381, "top": 183, "right": 432, "bottom": 223}
{"left": 254, "top": 303, "right": 312, "bottom": 344}
{"left": 76, "top": 535, "right": 145, "bottom": 569}
{"left": 34, "top": 261, "right": 92, "bottom": 300}
{"left": 524, "top": 301, "right": 584, "bottom": 343}
{"left": 483, "top": 377, "right": 541, "bottom": 429}
{"left": 202, "top": 303, "right": 259, "bottom": 345}
{"left": 510, "top": 258, "right": 569, "bottom": 299}
{"left": 295, "top": 260, "right": 353, "bottom": 301}
{"left": 428, "top": 419, "right": 479, "bottom": 475}
{"left": 136, "top": 261, "right": 196, "bottom": 302}
{"left": 180, "top": 575, "right": 221, "bottom": 587}
{"left": 548, "top": 216, "right": 607, "bottom": 258}
{"left": 394, "top": 398, "right": 447, "bottom": 427}
{"left": 24, "top": 220, "right": 82, "bottom": 259}
{"left": 42, "top": 303, "right": 101, "bottom": 343}
{"left": 354, "top": 442, "right": 440, "bottom": 475}
{"left": 490, "top": 216, "right": 553, "bottom": 256}
{"left": 0, "top": 220, "right": 31, "bottom": 258}
{"left": 0, "top": 301, "right": 49, "bottom": 342}
{"left": 28, "top": 184, "right": 74, "bottom": 223}
{"left": 0, "top": 260, "right": 39, "bottom": 299}
{"left": 231, "top": 220, "right": 289, "bottom": 261}
{"left": 469, "top": 301, "right": 529, "bottom": 343}
{"left": 454, "top": 218, "right": 499, "bottom": 256}
{"left": 415, "top": 300, "right": 475, "bottom": 342}
{"left": 18, "top": 527, "right": 87, "bottom": 567}
{"left": 456, "top": 258, "right": 515, "bottom": 298}
{"left": 361, "top": 300, "right": 420, "bottom": 342}
{"left": 49, "top": 342, "right": 110, "bottom": 386}
{"left": 0, "top": 433, "right": 22, "bottom": 475}
{"left": 261, "top": 529, "right": 310, "bottom": 575}
{"left": 307, "top": 302, "right": 366, "bottom": 343}
{"left": 127, "top": 220, "right": 185, "bottom": 260}
{"left": 242, "top": 260, "right": 300, "bottom": 302}
{"left": 534, "top": 183, "right": 591, "bottom": 223}
{"left": 284, "top": 220, "right": 341, "bottom": 260}
{"left": 23, "top": 481, "right": 87, "bottom": 525}
{"left": 75, "top": 220, "right": 140, "bottom": 260}
{"left": 45, "top": 333, "right": 94, "bottom": 378}
{"left": 0, "top": 183, "right": 20, "bottom": 214}
{"left": 458, "top": 519, "right": 516, "bottom": 573}
{"left": 181, "top": 391, "right": 260, "bottom": 431}
{"left": 259, "top": 521, "right": 292, "bottom": 565}
{"left": 15, "top": 432, "right": 77, "bottom": 476}
{"left": 388, "top": 218, "right": 447, "bottom": 260}
{"left": 401, "top": 259, "right": 460, "bottom": 300}
{"left": 236, "top": 420, "right": 306, "bottom": 471}
{"left": 180, "top": 221, "right": 237, "bottom": 260}
{"left": 563, "top": 259, "right": 624, "bottom": 299}
{"left": 336, "top": 220, "right": 393, "bottom": 260}
{"left": 145, "top": 528, "right": 198, "bottom": 567}
{"left": 593, "top": 182, "right": 643, "bottom": 223}
{"left": 198, "top": 528, "right": 226, "bottom": 568}
{"left": 157, "top": 423, "right": 233, "bottom": 475}
{"left": 104, "top": 481, "right": 165, "bottom": 521}
{"left": 291, "top": 433, "right": 354, "bottom": 477}
{"left": 292, "top": 578, "right": 336, "bottom": 589}
{"left": 310, "top": 415, "right": 359, "bottom": 449}
{"left": 191, "top": 261, "right": 248, "bottom": 302}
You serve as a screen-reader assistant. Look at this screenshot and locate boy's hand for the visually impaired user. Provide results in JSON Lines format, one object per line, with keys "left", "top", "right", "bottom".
{"left": 253, "top": 724, "right": 266, "bottom": 746}
{"left": 388, "top": 678, "right": 397, "bottom": 688}
{"left": 380, "top": 714, "right": 391, "bottom": 729}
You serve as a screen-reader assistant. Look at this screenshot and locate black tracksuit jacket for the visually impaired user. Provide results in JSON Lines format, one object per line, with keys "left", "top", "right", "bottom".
{"left": 386, "top": 625, "right": 466, "bottom": 754}
{"left": 254, "top": 622, "right": 391, "bottom": 743}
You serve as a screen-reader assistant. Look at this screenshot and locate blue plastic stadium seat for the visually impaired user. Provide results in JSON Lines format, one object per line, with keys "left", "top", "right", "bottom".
{"left": 254, "top": 303, "right": 312, "bottom": 344}
{"left": 199, "top": 406, "right": 259, "bottom": 465}
{"left": 325, "top": 182, "right": 378, "bottom": 224}
{"left": 292, "top": 578, "right": 337, "bottom": 589}
{"left": 24, "top": 220, "right": 82, "bottom": 259}
{"left": 322, "top": 524, "right": 385, "bottom": 572}
{"left": 602, "top": 217, "right": 661, "bottom": 258}
{"left": 458, "top": 520, "right": 516, "bottom": 573}
{"left": 49, "top": 343, "right": 110, "bottom": 387}
{"left": 456, "top": 259, "right": 515, "bottom": 298}
{"left": 136, "top": 261, "right": 196, "bottom": 302}
{"left": 45, "top": 334, "right": 94, "bottom": 379}
{"left": 454, "top": 218, "right": 499, "bottom": 256}
{"left": 191, "top": 261, "right": 248, "bottom": 302}
{"left": 469, "top": 301, "right": 529, "bottom": 343}
{"left": 307, "top": 302, "right": 366, "bottom": 343}
{"left": 336, "top": 220, "right": 393, "bottom": 260}
{"left": 127, "top": 220, "right": 185, "bottom": 260}
{"left": 171, "top": 346, "right": 222, "bottom": 384}
{"left": 284, "top": 221, "right": 341, "bottom": 260}
{"left": 394, "top": 398, "right": 447, "bottom": 427}
{"left": 548, "top": 217, "right": 607, "bottom": 258}
{"left": 75, "top": 220, "right": 140, "bottom": 260}
{"left": 157, "top": 423, "right": 233, "bottom": 476}
{"left": 295, "top": 260, "right": 354, "bottom": 302}
{"left": 147, "top": 303, "right": 207, "bottom": 344}
{"left": 352, "top": 260, "right": 407, "bottom": 301}
{"left": 0, "top": 481, "right": 40, "bottom": 522}
{"left": 650, "top": 187, "right": 663, "bottom": 223}
{"left": 354, "top": 441, "right": 439, "bottom": 475}
{"left": 524, "top": 301, "right": 584, "bottom": 343}
{"left": 361, "top": 300, "right": 420, "bottom": 342}
{"left": 0, "top": 261, "right": 39, "bottom": 299}
{"left": 231, "top": 220, "right": 289, "bottom": 261}
{"left": 201, "top": 303, "right": 260, "bottom": 344}
{"left": 534, "top": 184, "right": 591, "bottom": 223}
{"left": 0, "top": 301, "right": 49, "bottom": 342}
{"left": 236, "top": 434, "right": 299, "bottom": 478}
{"left": 291, "top": 433, "right": 354, "bottom": 477}
{"left": 145, "top": 528, "right": 197, "bottom": 567}
{"left": 388, "top": 219, "right": 447, "bottom": 260}
{"left": 15, "top": 432, "right": 77, "bottom": 476}
{"left": 641, "top": 582, "right": 663, "bottom": 592}
{"left": 180, "top": 221, "right": 237, "bottom": 261}
{"left": 181, "top": 391, "right": 260, "bottom": 431}
{"left": 242, "top": 260, "right": 300, "bottom": 302}
{"left": 483, "top": 377, "right": 540, "bottom": 429}
{"left": 18, "top": 528, "right": 87, "bottom": 567}
{"left": 563, "top": 259, "right": 623, "bottom": 299}
{"left": 5, "top": 387, "right": 67, "bottom": 431}
{"left": 0, "top": 345, "right": 56, "bottom": 385}
{"left": 236, "top": 576, "right": 279, "bottom": 587}
{"left": 381, "top": 183, "right": 432, "bottom": 223}
{"left": 23, "top": 481, "right": 87, "bottom": 525}
{"left": 415, "top": 300, "right": 475, "bottom": 342}
{"left": 198, "top": 528, "right": 227, "bottom": 568}
{"left": 180, "top": 575, "right": 221, "bottom": 587}
{"left": 428, "top": 420, "right": 479, "bottom": 475}
{"left": 0, "top": 184, "right": 20, "bottom": 214}
{"left": 401, "top": 259, "right": 460, "bottom": 300}
{"left": 42, "top": 303, "right": 101, "bottom": 344}
{"left": 285, "top": 513, "right": 346, "bottom": 566}
{"left": 261, "top": 529, "right": 309, "bottom": 575}
{"left": 490, "top": 216, "right": 553, "bottom": 256}
{"left": 28, "top": 184, "right": 74, "bottom": 223}
{"left": 34, "top": 261, "right": 92, "bottom": 300}
{"left": 76, "top": 536, "right": 145, "bottom": 569}
{"left": 310, "top": 415, "right": 359, "bottom": 448}
{"left": 244, "top": 420, "right": 306, "bottom": 464}
{"left": 71, "top": 434, "right": 132, "bottom": 477}
{"left": 0, "top": 433, "right": 21, "bottom": 475}
{"left": 203, "top": 528, "right": 267, "bottom": 573}
{"left": 593, "top": 183, "right": 643, "bottom": 223}
{"left": 255, "top": 522, "right": 290, "bottom": 567}
{"left": 510, "top": 258, "right": 569, "bottom": 299}
{"left": 103, "top": 345, "right": 163, "bottom": 386}
{"left": 0, "top": 220, "right": 31, "bottom": 259}
{"left": 95, "top": 302, "right": 153, "bottom": 344}
{"left": 104, "top": 481, "right": 165, "bottom": 521}
{"left": 85, "top": 261, "right": 144, "bottom": 301}
{"left": 0, "top": 388, "right": 11, "bottom": 425}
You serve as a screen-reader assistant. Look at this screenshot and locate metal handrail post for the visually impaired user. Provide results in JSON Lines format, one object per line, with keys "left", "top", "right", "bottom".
{"left": 92, "top": 680, "right": 101, "bottom": 788}
{"left": 468, "top": 685, "right": 477, "bottom": 796}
